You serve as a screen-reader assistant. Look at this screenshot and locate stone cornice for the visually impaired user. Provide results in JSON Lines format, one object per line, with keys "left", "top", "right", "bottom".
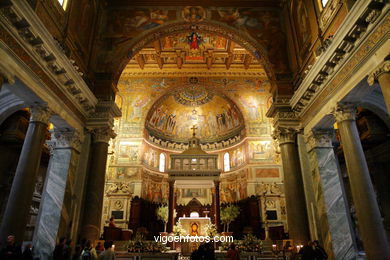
{"left": 290, "top": 0, "right": 388, "bottom": 114}
{"left": 0, "top": 0, "right": 97, "bottom": 116}
{"left": 368, "top": 60, "right": 390, "bottom": 85}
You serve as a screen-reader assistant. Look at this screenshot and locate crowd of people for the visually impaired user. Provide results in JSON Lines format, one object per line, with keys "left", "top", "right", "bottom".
{"left": 0, "top": 235, "right": 116, "bottom": 260}
{"left": 284, "top": 240, "right": 328, "bottom": 260}
{"left": 1, "top": 232, "right": 327, "bottom": 260}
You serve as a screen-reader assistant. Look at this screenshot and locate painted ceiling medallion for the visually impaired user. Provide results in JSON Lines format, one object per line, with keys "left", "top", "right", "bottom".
{"left": 182, "top": 6, "right": 206, "bottom": 23}
{"left": 173, "top": 85, "right": 214, "bottom": 106}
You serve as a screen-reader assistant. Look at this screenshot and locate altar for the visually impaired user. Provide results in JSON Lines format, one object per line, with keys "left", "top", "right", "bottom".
{"left": 167, "top": 126, "right": 221, "bottom": 236}
{"left": 178, "top": 215, "right": 211, "bottom": 236}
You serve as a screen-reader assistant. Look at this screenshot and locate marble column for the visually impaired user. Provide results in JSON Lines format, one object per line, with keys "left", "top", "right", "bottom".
{"left": 0, "top": 74, "right": 4, "bottom": 91}
{"left": 69, "top": 132, "right": 91, "bottom": 243}
{"left": 0, "top": 105, "right": 51, "bottom": 244}
{"left": 306, "top": 129, "right": 356, "bottom": 259}
{"left": 274, "top": 127, "right": 310, "bottom": 244}
{"left": 167, "top": 180, "right": 175, "bottom": 233}
{"left": 334, "top": 102, "right": 390, "bottom": 259}
{"left": 33, "top": 128, "right": 81, "bottom": 260}
{"left": 214, "top": 180, "right": 221, "bottom": 232}
{"left": 80, "top": 127, "right": 115, "bottom": 241}
{"left": 368, "top": 60, "right": 390, "bottom": 113}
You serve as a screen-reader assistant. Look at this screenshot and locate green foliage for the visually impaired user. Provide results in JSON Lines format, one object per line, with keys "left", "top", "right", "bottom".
{"left": 172, "top": 221, "right": 186, "bottom": 236}
{"left": 221, "top": 234, "right": 262, "bottom": 253}
{"left": 127, "top": 235, "right": 168, "bottom": 253}
{"left": 156, "top": 205, "right": 169, "bottom": 223}
{"left": 204, "top": 223, "right": 218, "bottom": 237}
{"left": 220, "top": 204, "right": 240, "bottom": 232}
{"left": 156, "top": 205, "right": 169, "bottom": 232}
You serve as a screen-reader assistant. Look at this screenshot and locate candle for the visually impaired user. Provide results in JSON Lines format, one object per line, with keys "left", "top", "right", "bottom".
{"left": 112, "top": 244, "right": 115, "bottom": 251}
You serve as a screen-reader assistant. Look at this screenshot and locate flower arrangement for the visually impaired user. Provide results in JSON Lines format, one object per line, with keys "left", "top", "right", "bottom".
{"left": 204, "top": 223, "right": 218, "bottom": 237}
{"left": 172, "top": 221, "right": 186, "bottom": 236}
{"left": 221, "top": 234, "right": 262, "bottom": 253}
{"left": 127, "top": 234, "right": 168, "bottom": 253}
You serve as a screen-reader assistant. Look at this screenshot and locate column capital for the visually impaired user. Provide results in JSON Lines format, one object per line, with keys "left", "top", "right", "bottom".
{"left": 52, "top": 128, "right": 83, "bottom": 152}
{"left": 367, "top": 60, "right": 390, "bottom": 86}
{"left": 273, "top": 126, "right": 300, "bottom": 145}
{"left": 305, "top": 129, "right": 334, "bottom": 152}
{"left": 91, "top": 126, "right": 116, "bottom": 144}
{"left": 332, "top": 102, "right": 357, "bottom": 123}
{"left": 29, "top": 104, "right": 52, "bottom": 124}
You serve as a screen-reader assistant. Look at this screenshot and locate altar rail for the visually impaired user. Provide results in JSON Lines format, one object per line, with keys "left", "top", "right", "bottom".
{"left": 114, "top": 252, "right": 284, "bottom": 260}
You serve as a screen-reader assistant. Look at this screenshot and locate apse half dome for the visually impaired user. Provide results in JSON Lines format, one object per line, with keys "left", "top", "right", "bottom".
{"left": 145, "top": 86, "right": 245, "bottom": 144}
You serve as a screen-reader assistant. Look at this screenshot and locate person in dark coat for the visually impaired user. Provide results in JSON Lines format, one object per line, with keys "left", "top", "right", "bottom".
{"left": 313, "top": 240, "right": 328, "bottom": 260}
{"left": 53, "top": 237, "right": 66, "bottom": 260}
{"left": 226, "top": 243, "right": 240, "bottom": 260}
{"left": 22, "top": 243, "right": 33, "bottom": 260}
{"left": 0, "top": 235, "right": 22, "bottom": 260}
{"left": 299, "top": 241, "right": 316, "bottom": 260}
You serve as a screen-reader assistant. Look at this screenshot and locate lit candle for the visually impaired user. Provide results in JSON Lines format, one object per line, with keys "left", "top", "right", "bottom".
{"left": 112, "top": 244, "right": 115, "bottom": 251}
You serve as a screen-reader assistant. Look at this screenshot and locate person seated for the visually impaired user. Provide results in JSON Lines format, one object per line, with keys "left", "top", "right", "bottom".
{"left": 99, "top": 241, "right": 116, "bottom": 260}
{"left": 108, "top": 217, "right": 116, "bottom": 228}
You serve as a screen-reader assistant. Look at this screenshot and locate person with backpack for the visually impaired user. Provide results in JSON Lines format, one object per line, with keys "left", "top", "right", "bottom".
{"left": 81, "top": 240, "right": 98, "bottom": 260}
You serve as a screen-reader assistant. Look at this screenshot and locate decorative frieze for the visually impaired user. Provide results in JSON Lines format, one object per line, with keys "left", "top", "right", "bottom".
{"left": 332, "top": 102, "right": 357, "bottom": 122}
{"left": 367, "top": 60, "right": 390, "bottom": 86}
{"left": 29, "top": 104, "right": 52, "bottom": 124}
{"left": 290, "top": 0, "right": 388, "bottom": 114}
{"left": 0, "top": 1, "right": 97, "bottom": 115}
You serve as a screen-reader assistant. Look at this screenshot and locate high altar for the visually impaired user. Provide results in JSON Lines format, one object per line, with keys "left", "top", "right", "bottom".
{"left": 167, "top": 126, "right": 221, "bottom": 233}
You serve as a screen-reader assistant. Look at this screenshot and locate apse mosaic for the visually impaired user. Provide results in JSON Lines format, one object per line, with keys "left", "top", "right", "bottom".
{"left": 116, "top": 77, "right": 273, "bottom": 141}
{"left": 146, "top": 93, "right": 244, "bottom": 142}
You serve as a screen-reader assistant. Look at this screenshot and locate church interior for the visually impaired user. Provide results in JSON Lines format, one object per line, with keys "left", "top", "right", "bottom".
{"left": 0, "top": 0, "right": 389, "bottom": 259}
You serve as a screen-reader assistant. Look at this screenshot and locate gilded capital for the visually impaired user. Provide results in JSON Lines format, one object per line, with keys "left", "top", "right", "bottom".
{"left": 332, "top": 102, "right": 356, "bottom": 123}
{"left": 273, "top": 127, "right": 299, "bottom": 145}
{"left": 305, "top": 129, "right": 334, "bottom": 152}
{"left": 53, "top": 128, "right": 83, "bottom": 152}
{"left": 367, "top": 60, "right": 390, "bottom": 86}
{"left": 91, "top": 126, "right": 116, "bottom": 143}
{"left": 29, "top": 104, "right": 52, "bottom": 124}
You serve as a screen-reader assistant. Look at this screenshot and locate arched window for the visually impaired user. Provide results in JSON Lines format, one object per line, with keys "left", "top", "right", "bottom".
{"left": 159, "top": 153, "right": 166, "bottom": 172}
{"left": 224, "top": 152, "right": 230, "bottom": 172}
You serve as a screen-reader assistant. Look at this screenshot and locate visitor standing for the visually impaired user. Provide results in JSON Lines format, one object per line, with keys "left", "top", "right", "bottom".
{"left": 0, "top": 235, "right": 22, "bottom": 260}
{"left": 313, "top": 240, "right": 328, "bottom": 260}
{"left": 81, "top": 240, "right": 98, "bottom": 260}
{"left": 299, "top": 241, "right": 316, "bottom": 260}
{"left": 226, "top": 243, "right": 240, "bottom": 260}
{"left": 53, "top": 237, "right": 66, "bottom": 259}
{"left": 99, "top": 241, "right": 116, "bottom": 260}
